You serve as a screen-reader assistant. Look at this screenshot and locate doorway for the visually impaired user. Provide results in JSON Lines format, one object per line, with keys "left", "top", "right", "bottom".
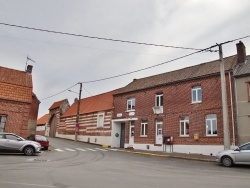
{"left": 120, "top": 122, "right": 125, "bottom": 148}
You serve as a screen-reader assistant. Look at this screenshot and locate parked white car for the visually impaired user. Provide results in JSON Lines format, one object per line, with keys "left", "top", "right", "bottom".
{"left": 216, "top": 142, "right": 250, "bottom": 167}
{"left": 0, "top": 133, "right": 41, "bottom": 156}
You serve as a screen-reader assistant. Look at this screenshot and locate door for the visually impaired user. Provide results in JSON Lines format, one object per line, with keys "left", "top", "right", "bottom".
{"left": 155, "top": 120, "right": 163, "bottom": 145}
{"left": 120, "top": 122, "right": 125, "bottom": 148}
{"left": 129, "top": 121, "right": 134, "bottom": 146}
{"left": 49, "top": 115, "right": 58, "bottom": 137}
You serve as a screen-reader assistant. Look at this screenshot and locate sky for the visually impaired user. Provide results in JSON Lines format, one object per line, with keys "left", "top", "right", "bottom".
{"left": 0, "top": 0, "right": 250, "bottom": 118}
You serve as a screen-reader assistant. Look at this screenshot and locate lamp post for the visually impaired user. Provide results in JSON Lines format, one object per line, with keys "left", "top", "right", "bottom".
{"left": 69, "top": 82, "right": 82, "bottom": 141}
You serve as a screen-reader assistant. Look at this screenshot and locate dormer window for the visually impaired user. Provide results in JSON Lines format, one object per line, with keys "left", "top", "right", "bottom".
{"left": 127, "top": 98, "right": 135, "bottom": 111}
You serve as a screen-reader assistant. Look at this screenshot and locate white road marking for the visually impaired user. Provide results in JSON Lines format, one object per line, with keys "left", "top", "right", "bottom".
{"left": 65, "top": 148, "right": 76, "bottom": 151}
{"left": 54, "top": 149, "right": 65, "bottom": 152}
{"left": 85, "top": 148, "right": 96, "bottom": 151}
{"left": 95, "top": 148, "right": 107, "bottom": 151}
{"left": 76, "top": 148, "right": 86, "bottom": 151}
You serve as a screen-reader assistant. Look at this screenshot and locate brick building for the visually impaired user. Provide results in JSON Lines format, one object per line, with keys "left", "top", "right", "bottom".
{"left": 0, "top": 65, "right": 40, "bottom": 138}
{"left": 46, "top": 99, "right": 70, "bottom": 137}
{"left": 111, "top": 42, "right": 247, "bottom": 155}
{"left": 58, "top": 90, "right": 116, "bottom": 146}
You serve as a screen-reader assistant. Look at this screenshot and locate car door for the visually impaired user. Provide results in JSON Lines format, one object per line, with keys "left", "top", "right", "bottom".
{"left": 235, "top": 143, "right": 250, "bottom": 164}
{"left": 0, "top": 134, "right": 7, "bottom": 150}
{"left": 4, "top": 134, "right": 24, "bottom": 151}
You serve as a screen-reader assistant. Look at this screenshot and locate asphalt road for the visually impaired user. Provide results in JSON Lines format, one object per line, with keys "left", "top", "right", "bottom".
{"left": 0, "top": 137, "right": 249, "bottom": 188}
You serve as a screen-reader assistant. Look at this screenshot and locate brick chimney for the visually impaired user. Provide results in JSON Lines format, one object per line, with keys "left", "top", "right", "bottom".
{"left": 236, "top": 41, "right": 246, "bottom": 64}
{"left": 26, "top": 65, "right": 33, "bottom": 74}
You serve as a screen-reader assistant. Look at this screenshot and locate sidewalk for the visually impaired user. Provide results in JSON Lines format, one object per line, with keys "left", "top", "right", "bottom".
{"left": 118, "top": 148, "right": 216, "bottom": 162}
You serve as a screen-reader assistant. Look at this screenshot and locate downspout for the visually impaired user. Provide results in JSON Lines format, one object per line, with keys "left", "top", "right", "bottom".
{"left": 228, "top": 72, "right": 235, "bottom": 146}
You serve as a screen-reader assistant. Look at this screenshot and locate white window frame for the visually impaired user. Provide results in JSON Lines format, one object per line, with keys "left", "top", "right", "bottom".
{"left": 97, "top": 113, "right": 105, "bottom": 128}
{"left": 155, "top": 94, "right": 163, "bottom": 107}
{"left": 192, "top": 86, "right": 202, "bottom": 103}
{"left": 206, "top": 114, "right": 217, "bottom": 136}
{"left": 180, "top": 116, "right": 189, "bottom": 137}
{"left": 141, "top": 122, "right": 148, "bottom": 136}
{"left": 127, "top": 98, "right": 135, "bottom": 111}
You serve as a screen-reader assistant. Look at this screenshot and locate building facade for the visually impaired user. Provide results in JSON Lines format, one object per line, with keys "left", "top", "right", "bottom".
{"left": 0, "top": 65, "right": 40, "bottom": 138}
{"left": 111, "top": 42, "right": 246, "bottom": 155}
{"left": 58, "top": 90, "right": 116, "bottom": 146}
{"left": 234, "top": 42, "right": 250, "bottom": 145}
{"left": 46, "top": 99, "right": 70, "bottom": 137}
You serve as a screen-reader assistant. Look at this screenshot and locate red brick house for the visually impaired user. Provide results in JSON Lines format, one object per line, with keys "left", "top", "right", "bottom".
{"left": 46, "top": 99, "right": 70, "bottom": 137}
{"left": 58, "top": 90, "right": 117, "bottom": 146}
{"left": 0, "top": 65, "right": 40, "bottom": 138}
{"left": 111, "top": 42, "right": 246, "bottom": 155}
{"left": 36, "top": 114, "right": 49, "bottom": 136}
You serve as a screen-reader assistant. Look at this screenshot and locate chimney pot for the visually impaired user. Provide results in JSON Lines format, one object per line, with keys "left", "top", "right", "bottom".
{"left": 236, "top": 41, "right": 246, "bottom": 64}
{"left": 26, "top": 65, "right": 33, "bottom": 74}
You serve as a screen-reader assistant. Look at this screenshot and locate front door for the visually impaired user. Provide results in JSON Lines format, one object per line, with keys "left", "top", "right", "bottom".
{"left": 155, "top": 120, "right": 163, "bottom": 145}
{"left": 120, "top": 122, "right": 125, "bottom": 148}
{"left": 129, "top": 121, "right": 134, "bottom": 146}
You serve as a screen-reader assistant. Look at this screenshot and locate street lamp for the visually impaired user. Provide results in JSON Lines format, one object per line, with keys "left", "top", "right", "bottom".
{"left": 68, "top": 82, "right": 82, "bottom": 141}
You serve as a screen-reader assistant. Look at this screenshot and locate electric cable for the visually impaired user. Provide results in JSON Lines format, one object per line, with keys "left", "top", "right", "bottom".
{"left": 0, "top": 22, "right": 201, "bottom": 51}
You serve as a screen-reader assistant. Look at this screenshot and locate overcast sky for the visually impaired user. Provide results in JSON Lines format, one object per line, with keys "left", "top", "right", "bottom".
{"left": 1, "top": 0, "right": 250, "bottom": 118}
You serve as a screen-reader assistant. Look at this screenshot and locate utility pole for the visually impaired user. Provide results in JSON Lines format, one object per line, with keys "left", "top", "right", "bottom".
{"left": 219, "top": 44, "right": 230, "bottom": 150}
{"left": 75, "top": 82, "right": 82, "bottom": 141}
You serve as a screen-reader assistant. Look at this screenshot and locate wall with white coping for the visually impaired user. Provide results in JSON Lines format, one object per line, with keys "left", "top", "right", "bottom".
{"left": 56, "top": 133, "right": 111, "bottom": 146}
{"left": 125, "top": 143, "right": 236, "bottom": 156}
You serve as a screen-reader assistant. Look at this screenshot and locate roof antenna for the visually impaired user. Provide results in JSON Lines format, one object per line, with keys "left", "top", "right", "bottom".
{"left": 25, "top": 55, "right": 36, "bottom": 71}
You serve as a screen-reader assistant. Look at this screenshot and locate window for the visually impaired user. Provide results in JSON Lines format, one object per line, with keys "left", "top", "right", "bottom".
{"left": 97, "top": 113, "right": 104, "bottom": 128}
{"left": 141, "top": 121, "right": 148, "bottom": 136}
{"left": 206, "top": 114, "right": 217, "bottom": 136}
{"left": 180, "top": 116, "right": 189, "bottom": 136}
{"left": 155, "top": 94, "right": 163, "bottom": 107}
{"left": 192, "top": 86, "right": 202, "bottom": 103}
{"left": 127, "top": 98, "right": 135, "bottom": 111}
{"left": 0, "top": 115, "right": 7, "bottom": 132}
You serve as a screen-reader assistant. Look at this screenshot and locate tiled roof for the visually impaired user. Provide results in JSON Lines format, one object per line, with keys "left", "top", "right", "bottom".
{"left": 115, "top": 55, "right": 238, "bottom": 95}
{"left": 234, "top": 56, "right": 250, "bottom": 77}
{"left": 0, "top": 66, "right": 32, "bottom": 87}
{"left": 37, "top": 114, "right": 49, "bottom": 125}
{"left": 49, "top": 99, "right": 68, "bottom": 110}
{"left": 0, "top": 66, "right": 33, "bottom": 102}
{"left": 61, "top": 90, "right": 117, "bottom": 118}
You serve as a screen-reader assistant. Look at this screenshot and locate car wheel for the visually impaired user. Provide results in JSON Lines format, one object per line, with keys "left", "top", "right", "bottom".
{"left": 222, "top": 156, "right": 233, "bottom": 167}
{"left": 23, "top": 146, "right": 35, "bottom": 156}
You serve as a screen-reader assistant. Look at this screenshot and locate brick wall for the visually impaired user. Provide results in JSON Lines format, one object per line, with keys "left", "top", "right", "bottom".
{"left": 113, "top": 73, "right": 237, "bottom": 146}
{"left": 58, "top": 110, "right": 112, "bottom": 137}
{"left": 0, "top": 99, "right": 30, "bottom": 138}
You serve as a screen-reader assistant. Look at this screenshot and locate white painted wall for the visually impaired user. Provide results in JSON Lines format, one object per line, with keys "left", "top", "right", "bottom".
{"left": 56, "top": 133, "right": 111, "bottom": 146}
{"left": 125, "top": 143, "right": 236, "bottom": 156}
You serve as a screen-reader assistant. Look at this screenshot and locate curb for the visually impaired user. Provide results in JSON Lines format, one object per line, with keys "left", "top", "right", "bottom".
{"left": 118, "top": 149, "right": 216, "bottom": 162}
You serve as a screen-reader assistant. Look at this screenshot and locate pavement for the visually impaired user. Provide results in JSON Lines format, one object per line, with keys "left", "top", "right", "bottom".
{"left": 117, "top": 148, "right": 217, "bottom": 162}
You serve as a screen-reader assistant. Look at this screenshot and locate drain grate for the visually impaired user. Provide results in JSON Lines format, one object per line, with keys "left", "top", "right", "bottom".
{"left": 27, "top": 158, "right": 50, "bottom": 162}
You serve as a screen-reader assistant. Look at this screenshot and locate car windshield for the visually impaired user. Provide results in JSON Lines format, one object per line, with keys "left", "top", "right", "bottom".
{"left": 36, "top": 136, "right": 47, "bottom": 141}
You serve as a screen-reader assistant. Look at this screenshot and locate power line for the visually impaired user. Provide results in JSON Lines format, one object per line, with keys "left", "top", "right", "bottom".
{"left": 0, "top": 22, "right": 201, "bottom": 51}
{"left": 39, "top": 35, "right": 250, "bottom": 100}
{"left": 80, "top": 35, "right": 250, "bottom": 84}
{"left": 40, "top": 83, "right": 78, "bottom": 100}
